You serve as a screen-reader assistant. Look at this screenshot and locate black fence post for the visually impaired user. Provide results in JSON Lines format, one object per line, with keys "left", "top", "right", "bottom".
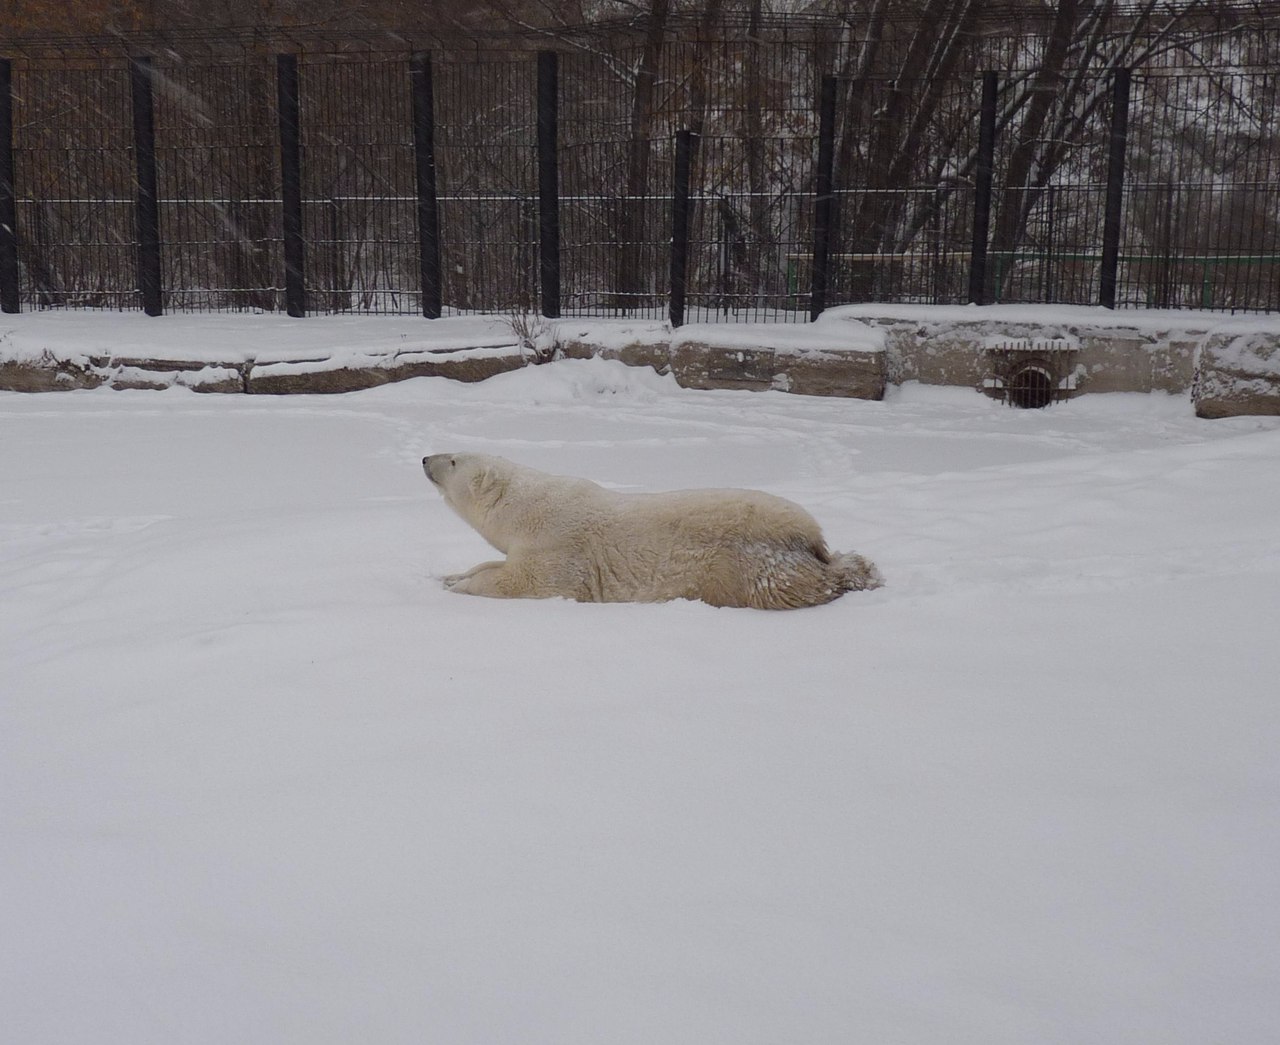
{"left": 968, "top": 70, "right": 998, "bottom": 305}
{"left": 1099, "top": 67, "right": 1131, "bottom": 309}
{"left": 536, "top": 50, "right": 560, "bottom": 319}
{"left": 0, "top": 59, "right": 19, "bottom": 314}
{"left": 130, "top": 57, "right": 163, "bottom": 317}
{"left": 277, "top": 54, "right": 305, "bottom": 318}
{"left": 810, "top": 74, "right": 837, "bottom": 321}
{"left": 411, "top": 53, "right": 442, "bottom": 319}
{"left": 669, "top": 129, "right": 696, "bottom": 328}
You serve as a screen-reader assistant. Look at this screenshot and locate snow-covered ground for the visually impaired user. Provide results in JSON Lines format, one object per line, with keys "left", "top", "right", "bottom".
{"left": 3, "top": 353, "right": 1279, "bottom": 1043}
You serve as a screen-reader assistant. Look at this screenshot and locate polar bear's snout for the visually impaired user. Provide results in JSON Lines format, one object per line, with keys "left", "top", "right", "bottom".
{"left": 422, "top": 454, "right": 453, "bottom": 486}
{"left": 424, "top": 453, "right": 472, "bottom": 488}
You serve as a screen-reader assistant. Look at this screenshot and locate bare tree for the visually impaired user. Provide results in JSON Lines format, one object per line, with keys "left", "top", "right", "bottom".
{"left": 617, "top": 0, "right": 672, "bottom": 311}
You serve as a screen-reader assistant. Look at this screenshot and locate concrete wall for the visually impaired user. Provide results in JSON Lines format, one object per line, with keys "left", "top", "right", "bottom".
{"left": 854, "top": 317, "right": 1198, "bottom": 394}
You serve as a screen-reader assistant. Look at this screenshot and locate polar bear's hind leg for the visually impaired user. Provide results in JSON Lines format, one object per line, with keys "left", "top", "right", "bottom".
{"left": 736, "top": 539, "right": 882, "bottom": 609}
{"left": 832, "top": 551, "right": 884, "bottom": 593}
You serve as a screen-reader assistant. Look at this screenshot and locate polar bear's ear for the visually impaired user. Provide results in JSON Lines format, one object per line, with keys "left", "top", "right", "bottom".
{"left": 470, "top": 462, "right": 498, "bottom": 497}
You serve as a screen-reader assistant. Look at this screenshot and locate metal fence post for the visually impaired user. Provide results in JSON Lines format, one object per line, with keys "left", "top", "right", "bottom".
{"left": 669, "top": 129, "right": 696, "bottom": 328}
{"left": 411, "top": 53, "right": 442, "bottom": 319}
{"left": 0, "top": 59, "right": 19, "bottom": 314}
{"left": 536, "top": 50, "right": 560, "bottom": 319}
{"left": 277, "top": 54, "right": 305, "bottom": 318}
{"left": 1099, "top": 67, "right": 1131, "bottom": 308}
{"left": 130, "top": 57, "right": 163, "bottom": 317}
{"left": 968, "top": 70, "right": 998, "bottom": 305}
{"left": 810, "top": 74, "right": 837, "bottom": 320}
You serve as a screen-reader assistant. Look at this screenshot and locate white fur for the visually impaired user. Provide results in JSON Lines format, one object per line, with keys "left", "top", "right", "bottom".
{"left": 422, "top": 453, "right": 882, "bottom": 610}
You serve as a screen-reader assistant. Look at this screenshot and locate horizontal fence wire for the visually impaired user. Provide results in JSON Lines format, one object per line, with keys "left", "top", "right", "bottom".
{"left": 4, "top": 22, "right": 1279, "bottom": 318}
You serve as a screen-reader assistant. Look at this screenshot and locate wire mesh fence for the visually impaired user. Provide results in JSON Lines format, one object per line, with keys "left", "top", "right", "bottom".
{"left": 152, "top": 56, "right": 282, "bottom": 312}
{"left": 2, "top": 20, "right": 1278, "bottom": 320}
{"left": 300, "top": 56, "right": 417, "bottom": 314}
{"left": 433, "top": 52, "right": 537, "bottom": 315}
{"left": 14, "top": 60, "right": 136, "bottom": 309}
{"left": 1119, "top": 70, "right": 1280, "bottom": 311}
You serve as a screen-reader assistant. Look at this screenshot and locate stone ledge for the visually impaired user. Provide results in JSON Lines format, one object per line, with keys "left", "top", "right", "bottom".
{"left": 244, "top": 349, "right": 525, "bottom": 394}
{"left": 844, "top": 315, "right": 1199, "bottom": 393}
{"left": 0, "top": 346, "right": 526, "bottom": 395}
{"left": 1193, "top": 331, "right": 1280, "bottom": 419}
{"left": 668, "top": 339, "right": 886, "bottom": 398}
{"left": 559, "top": 322, "right": 888, "bottom": 399}
{"left": 0, "top": 357, "right": 105, "bottom": 391}
{"left": 0, "top": 355, "right": 248, "bottom": 393}
{"left": 559, "top": 336, "right": 670, "bottom": 374}
{"left": 4, "top": 309, "right": 1278, "bottom": 415}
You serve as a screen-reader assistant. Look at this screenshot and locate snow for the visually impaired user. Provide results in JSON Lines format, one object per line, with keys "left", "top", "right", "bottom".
{"left": 554, "top": 314, "right": 888, "bottom": 355}
{"left": 0, "top": 310, "right": 519, "bottom": 367}
{"left": 828, "top": 300, "right": 1280, "bottom": 337}
{"left": 674, "top": 315, "right": 887, "bottom": 355}
{"left": 1207, "top": 330, "right": 1280, "bottom": 376}
{"left": 3, "top": 348, "right": 1280, "bottom": 1043}
{"left": 552, "top": 316, "right": 671, "bottom": 352}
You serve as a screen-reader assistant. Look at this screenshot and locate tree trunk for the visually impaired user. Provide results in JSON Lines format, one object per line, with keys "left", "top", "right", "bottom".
{"left": 986, "top": 0, "right": 1080, "bottom": 300}
{"left": 840, "top": 0, "right": 976, "bottom": 300}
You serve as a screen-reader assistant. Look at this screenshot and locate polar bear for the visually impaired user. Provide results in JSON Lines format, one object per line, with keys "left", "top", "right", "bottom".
{"left": 422, "top": 453, "right": 882, "bottom": 610}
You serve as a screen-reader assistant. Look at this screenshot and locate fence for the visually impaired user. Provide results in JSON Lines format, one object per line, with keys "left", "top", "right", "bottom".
{"left": 1, "top": 20, "right": 1278, "bottom": 321}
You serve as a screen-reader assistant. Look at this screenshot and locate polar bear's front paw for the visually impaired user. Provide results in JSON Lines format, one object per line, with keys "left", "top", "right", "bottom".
{"left": 441, "top": 560, "right": 506, "bottom": 593}
{"left": 444, "top": 562, "right": 528, "bottom": 598}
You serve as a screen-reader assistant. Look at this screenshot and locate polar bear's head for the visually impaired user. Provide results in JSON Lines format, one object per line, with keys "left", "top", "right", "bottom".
{"left": 423, "top": 453, "right": 511, "bottom": 544}
{"left": 423, "top": 453, "right": 505, "bottom": 506}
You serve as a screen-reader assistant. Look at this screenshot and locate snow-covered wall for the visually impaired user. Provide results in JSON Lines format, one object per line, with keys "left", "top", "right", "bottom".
{"left": 826, "top": 304, "right": 1209, "bottom": 392}
{"left": 2, "top": 307, "right": 1279, "bottom": 417}
{"left": 557, "top": 305, "right": 1280, "bottom": 415}
{"left": 1194, "top": 330, "right": 1280, "bottom": 419}
{"left": 822, "top": 304, "right": 1280, "bottom": 417}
